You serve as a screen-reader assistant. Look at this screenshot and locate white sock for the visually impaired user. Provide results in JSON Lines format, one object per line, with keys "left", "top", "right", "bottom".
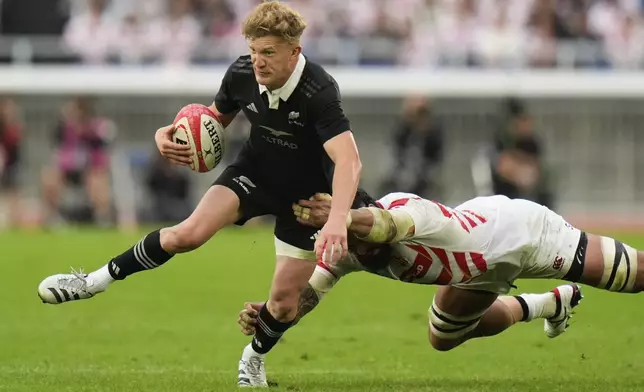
{"left": 518, "top": 293, "right": 556, "bottom": 321}
{"left": 88, "top": 264, "right": 115, "bottom": 293}
{"left": 243, "top": 343, "right": 265, "bottom": 359}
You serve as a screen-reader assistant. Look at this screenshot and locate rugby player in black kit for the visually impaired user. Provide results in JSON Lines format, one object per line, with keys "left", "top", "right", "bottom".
{"left": 36, "top": 1, "right": 362, "bottom": 387}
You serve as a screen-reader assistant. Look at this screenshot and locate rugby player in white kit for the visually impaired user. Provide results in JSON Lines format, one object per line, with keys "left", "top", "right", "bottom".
{"left": 238, "top": 190, "right": 642, "bottom": 360}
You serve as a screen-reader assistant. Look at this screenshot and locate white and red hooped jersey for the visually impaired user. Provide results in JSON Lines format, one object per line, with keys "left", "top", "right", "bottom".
{"left": 321, "top": 193, "right": 541, "bottom": 285}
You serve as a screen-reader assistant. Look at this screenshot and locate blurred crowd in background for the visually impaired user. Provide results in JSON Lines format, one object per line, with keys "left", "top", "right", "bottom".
{"left": 0, "top": 0, "right": 643, "bottom": 68}
{"left": 0, "top": 93, "right": 552, "bottom": 230}
{"left": 0, "top": 0, "right": 629, "bottom": 229}
{"left": 0, "top": 94, "right": 204, "bottom": 229}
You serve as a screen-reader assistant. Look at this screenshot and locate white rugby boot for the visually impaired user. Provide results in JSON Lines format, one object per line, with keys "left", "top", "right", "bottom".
{"left": 544, "top": 284, "right": 583, "bottom": 338}
{"left": 238, "top": 343, "right": 268, "bottom": 388}
{"left": 38, "top": 268, "right": 103, "bottom": 304}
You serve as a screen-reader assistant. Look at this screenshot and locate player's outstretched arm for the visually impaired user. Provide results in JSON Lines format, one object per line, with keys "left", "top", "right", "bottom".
{"left": 317, "top": 132, "right": 362, "bottom": 262}
{"left": 310, "top": 80, "right": 362, "bottom": 263}
{"left": 323, "top": 132, "right": 362, "bottom": 225}
{"left": 349, "top": 207, "right": 415, "bottom": 243}
{"left": 294, "top": 193, "right": 416, "bottom": 244}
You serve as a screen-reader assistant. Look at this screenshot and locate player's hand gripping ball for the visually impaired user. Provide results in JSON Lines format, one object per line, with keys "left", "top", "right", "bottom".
{"left": 172, "top": 104, "right": 226, "bottom": 173}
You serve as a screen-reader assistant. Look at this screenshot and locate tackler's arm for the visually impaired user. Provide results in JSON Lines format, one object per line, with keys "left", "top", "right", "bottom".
{"left": 349, "top": 207, "right": 415, "bottom": 244}
{"left": 293, "top": 193, "right": 416, "bottom": 244}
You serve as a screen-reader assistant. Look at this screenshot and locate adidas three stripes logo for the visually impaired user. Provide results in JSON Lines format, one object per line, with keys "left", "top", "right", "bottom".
{"left": 134, "top": 237, "right": 158, "bottom": 270}
{"left": 46, "top": 287, "right": 85, "bottom": 303}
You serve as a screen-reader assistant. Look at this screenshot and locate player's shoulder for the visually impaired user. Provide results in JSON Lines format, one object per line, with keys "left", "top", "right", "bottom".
{"left": 228, "top": 55, "right": 253, "bottom": 75}
{"left": 376, "top": 192, "right": 424, "bottom": 210}
{"left": 224, "top": 55, "right": 257, "bottom": 94}
{"left": 376, "top": 192, "right": 448, "bottom": 222}
{"left": 296, "top": 57, "right": 340, "bottom": 100}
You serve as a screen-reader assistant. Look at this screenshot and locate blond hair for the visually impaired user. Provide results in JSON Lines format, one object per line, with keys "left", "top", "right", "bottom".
{"left": 242, "top": 1, "right": 307, "bottom": 45}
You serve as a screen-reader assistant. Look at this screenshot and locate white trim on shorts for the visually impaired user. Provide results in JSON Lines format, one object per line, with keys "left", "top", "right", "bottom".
{"left": 274, "top": 236, "right": 317, "bottom": 261}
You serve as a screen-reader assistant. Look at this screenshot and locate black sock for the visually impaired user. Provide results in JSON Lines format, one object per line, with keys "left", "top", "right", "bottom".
{"left": 251, "top": 304, "right": 294, "bottom": 354}
{"left": 108, "top": 229, "right": 173, "bottom": 280}
{"left": 514, "top": 296, "right": 530, "bottom": 322}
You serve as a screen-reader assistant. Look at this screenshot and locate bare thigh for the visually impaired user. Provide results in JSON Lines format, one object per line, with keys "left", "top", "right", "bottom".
{"left": 577, "top": 233, "right": 644, "bottom": 292}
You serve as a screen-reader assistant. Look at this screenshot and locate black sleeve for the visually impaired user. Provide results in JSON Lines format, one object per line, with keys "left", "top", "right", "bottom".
{"left": 309, "top": 82, "right": 351, "bottom": 144}
{"left": 213, "top": 64, "right": 239, "bottom": 115}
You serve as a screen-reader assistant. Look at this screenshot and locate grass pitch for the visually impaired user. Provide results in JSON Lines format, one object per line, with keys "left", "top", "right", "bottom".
{"left": 1, "top": 227, "right": 644, "bottom": 392}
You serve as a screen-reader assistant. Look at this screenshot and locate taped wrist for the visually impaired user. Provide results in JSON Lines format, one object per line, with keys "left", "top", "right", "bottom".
{"left": 309, "top": 265, "right": 338, "bottom": 298}
{"left": 354, "top": 207, "right": 415, "bottom": 243}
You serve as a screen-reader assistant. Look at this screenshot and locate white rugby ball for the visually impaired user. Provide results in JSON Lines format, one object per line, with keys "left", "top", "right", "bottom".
{"left": 172, "top": 103, "right": 225, "bottom": 173}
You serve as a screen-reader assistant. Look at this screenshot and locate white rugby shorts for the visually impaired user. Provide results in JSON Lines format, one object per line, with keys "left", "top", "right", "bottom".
{"left": 452, "top": 201, "right": 582, "bottom": 294}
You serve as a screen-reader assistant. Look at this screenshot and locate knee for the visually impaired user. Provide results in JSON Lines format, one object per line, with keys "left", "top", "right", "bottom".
{"left": 428, "top": 331, "right": 457, "bottom": 352}
{"left": 160, "top": 221, "right": 215, "bottom": 253}
{"left": 268, "top": 289, "right": 300, "bottom": 321}
{"left": 427, "top": 303, "right": 479, "bottom": 352}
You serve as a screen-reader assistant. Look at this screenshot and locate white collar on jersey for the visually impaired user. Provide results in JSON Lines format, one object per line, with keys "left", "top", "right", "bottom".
{"left": 258, "top": 53, "right": 306, "bottom": 110}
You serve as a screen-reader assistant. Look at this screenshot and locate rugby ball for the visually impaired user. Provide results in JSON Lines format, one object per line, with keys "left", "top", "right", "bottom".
{"left": 172, "top": 104, "right": 225, "bottom": 173}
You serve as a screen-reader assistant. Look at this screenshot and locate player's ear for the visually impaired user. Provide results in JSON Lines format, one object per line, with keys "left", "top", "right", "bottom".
{"left": 291, "top": 45, "right": 302, "bottom": 58}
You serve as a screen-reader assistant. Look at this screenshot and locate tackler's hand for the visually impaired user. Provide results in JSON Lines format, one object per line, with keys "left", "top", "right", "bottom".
{"left": 292, "top": 193, "right": 333, "bottom": 228}
{"left": 155, "top": 124, "right": 193, "bottom": 166}
{"left": 237, "top": 302, "right": 263, "bottom": 336}
{"left": 293, "top": 193, "right": 348, "bottom": 264}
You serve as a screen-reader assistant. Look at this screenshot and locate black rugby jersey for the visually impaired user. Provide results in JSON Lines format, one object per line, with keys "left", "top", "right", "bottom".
{"left": 214, "top": 54, "right": 351, "bottom": 201}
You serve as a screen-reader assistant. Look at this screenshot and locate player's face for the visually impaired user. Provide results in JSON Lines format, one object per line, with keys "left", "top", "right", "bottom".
{"left": 249, "top": 36, "right": 301, "bottom": 90}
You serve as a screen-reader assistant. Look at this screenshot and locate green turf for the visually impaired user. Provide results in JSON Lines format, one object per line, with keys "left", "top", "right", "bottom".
{"left": 1, "top": 227, "right": 643, "bottom": 392}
